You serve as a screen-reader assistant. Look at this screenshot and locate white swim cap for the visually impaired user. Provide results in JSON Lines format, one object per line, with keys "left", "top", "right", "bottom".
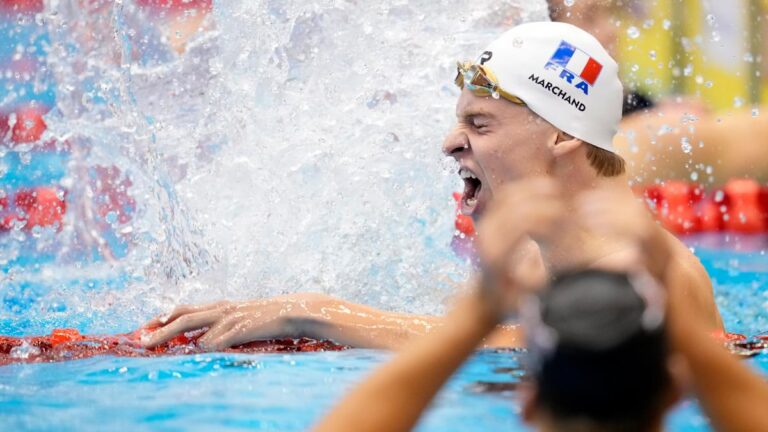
{"left": 475, "top": 21, "right": 623, "bottom": 153}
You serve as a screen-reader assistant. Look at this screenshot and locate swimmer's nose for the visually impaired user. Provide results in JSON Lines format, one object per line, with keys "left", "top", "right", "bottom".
{"left": 442, "top": 128, "right": 470, "bottom": 158}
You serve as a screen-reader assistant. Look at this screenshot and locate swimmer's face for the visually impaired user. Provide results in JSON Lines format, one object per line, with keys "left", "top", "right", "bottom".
{"left": 443, "top": 89, "right": 556, "bottom": 219}
{"left": 553, "top": 0, "right": 620, "bottom": 57}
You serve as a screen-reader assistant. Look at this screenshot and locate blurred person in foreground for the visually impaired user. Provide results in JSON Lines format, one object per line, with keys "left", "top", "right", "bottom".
{"left": 142, "top": 21, "right": 723, "bottom": 350}
{"left": 549, "top": 0, "right": 768, "bottom": 184}
{"left": 315, "top": 180, "right": 768, "bottom": 432}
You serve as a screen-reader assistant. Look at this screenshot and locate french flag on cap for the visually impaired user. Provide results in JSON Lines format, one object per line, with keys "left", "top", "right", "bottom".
{"left": 546, "top": 40, "right": 603, "bottom": 86}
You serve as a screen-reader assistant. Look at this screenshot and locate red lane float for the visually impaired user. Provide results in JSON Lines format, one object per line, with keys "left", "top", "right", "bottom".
{"left": 453, "top": 179, "right": 768, "bottom": 237}
{"left": 643, "top": 180, "right": 702, "bottom": 234}
{"left": 451, "top": 192, "right": 477, "bottom": 259}
{"left": 710, "top": 330, "right": 747, "bottom": 342}
{"left": 0, "top": 328, "right": 347, "bottom": 366}
{"left": 646, "top": 179, "right": 768, "bottom": 234}
{"left": 0, "top": 187, "right": 66, "bottom": 232}
{"left": 10, "top": 105, "right": 47, "bottom": 144}
{"left": 452, "top": 192, "right": 475, "bottom": 237}
{"left": 708, "top": 331, "right": 768, "bottom": 357}
{"left": 0, "top": 0, "right": 43, "bottom": 14}
{"left": 723, "top": 179, "right": 766, "bottom": 233}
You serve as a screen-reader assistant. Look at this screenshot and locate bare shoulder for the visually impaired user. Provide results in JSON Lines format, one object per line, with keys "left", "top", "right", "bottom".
{"left": 658, "top": 228, "right": 723, "bottom": 329}
{"left": 660, "top": 230, "right": 710, "bottom": 281}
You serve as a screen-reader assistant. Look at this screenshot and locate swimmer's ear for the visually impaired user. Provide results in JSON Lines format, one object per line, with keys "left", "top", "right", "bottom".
{"left": 549, "top": 130, "right": 584, "bottom": 158}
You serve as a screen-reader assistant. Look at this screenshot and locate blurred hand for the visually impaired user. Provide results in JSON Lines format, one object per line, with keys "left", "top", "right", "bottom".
{"left": 142, "top": 293, "right": 332, "bottom": 351}
{"left": 576, "top": 188, "right": 670, "bottom": 278}
{"left": 475, "top": 178, "right": 565, "bottom": 317}
{"left": 576, "top": 188, "right": 654, "bottom": 244}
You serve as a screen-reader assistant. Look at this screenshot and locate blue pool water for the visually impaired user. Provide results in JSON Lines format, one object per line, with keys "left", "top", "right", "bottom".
{"left": 0, "top": 235, "right": 766, "bottom": 431}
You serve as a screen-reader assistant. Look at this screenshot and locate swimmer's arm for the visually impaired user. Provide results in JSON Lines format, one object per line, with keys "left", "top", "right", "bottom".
{"left": 642, "top": 229, "right": 768, "bottom": 429}
{"left": 620, "top": 214, "right": 723, "bottom": 330}
{"left": 142, "top": 293, "right": 521, "bottom": 350}
{"left": 665, "top": 274, "right": 768, "bottom": 432}
{"left": 296, "top": 299, "right": 521, "bottom": 350}
{"left": 616, "top": 107, "right": 768, "bottom": 184}
{"left": 642, "top": 223, "right": 767, "bottom": 429}
{"left": 314, "top": 291, "right": 498, "bottom": 432}
{"left": 647, "top": 228, "right": 723, "bottom": 329}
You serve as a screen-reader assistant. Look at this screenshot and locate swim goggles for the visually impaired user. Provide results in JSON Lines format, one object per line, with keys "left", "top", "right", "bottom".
{"left": 454, "top": 61, "right": 526, "bottom": 106}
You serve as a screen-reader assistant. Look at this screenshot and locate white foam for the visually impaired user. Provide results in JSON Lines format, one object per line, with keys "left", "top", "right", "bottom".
{"left": 28, "top": 0, "right": 549, "bottom": 327}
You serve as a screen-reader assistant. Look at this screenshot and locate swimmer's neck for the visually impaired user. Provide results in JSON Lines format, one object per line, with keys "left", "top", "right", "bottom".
{"left": 540, "top": 173, "right": 638, "bottom": 272}
{"left": 540, "top": 225, "right": 636, "bottom": 274}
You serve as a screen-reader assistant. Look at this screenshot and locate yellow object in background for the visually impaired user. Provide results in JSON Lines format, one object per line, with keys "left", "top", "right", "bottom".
{"left": 618, "top": 0, "right": 762, "bottom": 111}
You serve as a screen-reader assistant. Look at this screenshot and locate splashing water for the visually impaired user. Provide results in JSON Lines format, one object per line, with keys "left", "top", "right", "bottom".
{"left": 5, "top": 0, "right": 549, "bottom": 332}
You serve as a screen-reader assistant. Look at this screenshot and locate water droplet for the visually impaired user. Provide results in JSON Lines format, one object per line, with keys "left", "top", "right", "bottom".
{"left": 10, "top": 340, "right": 40, "bottom": 359}
{"left": 662, "top": 19, "right": 671, "bottom": 30}
{"left": 711, "top": 31, "right": 721, "bottom": 42}
{"left": 631, "top": 64, "right": 639, "bottom": 72}
{"left": 684, "top": 64, "right": 693, "bottom": 77}
{"left": 715, "top": 191, "right": 725, "bottom": 202}
{"left": 105, "top": 211, "right": 118, "bottom": 225}
{"left": 627, "top": 26, "right": 641, "bottom": 39}
{"left": 680, "top": 137, "right": 692, "bottom": 154}
{"left": 563, "top": 0, "right": 575, "bottom": 6}
{"left": 753, "top": 107, "right": 760, "bottom": 117}
{"left": 733, "top": 97, "right": 744, "bottom": 108}
{"left": 690, "top": 171, "right": 699, "bottom": 181}
{"left": 491, "top": 91, "right": 500, "bottom": 99}
{"left": 706, "top": 14, "right": 716, "bottom": 25}
{"left": 744, "top": 53, "right": 754, "bottom": 63}
{"left": 649, "top": 50, "right": 657, "bottom": 60}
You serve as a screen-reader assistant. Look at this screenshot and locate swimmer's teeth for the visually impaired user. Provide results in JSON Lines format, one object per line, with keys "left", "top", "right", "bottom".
{"left": 459, "top": 168, "right": 477, "bottom": 180}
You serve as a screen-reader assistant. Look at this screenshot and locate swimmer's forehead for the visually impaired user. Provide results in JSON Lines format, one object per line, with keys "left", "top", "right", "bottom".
{"left": 456, "top": 107, "right": 497, "bottom": 120}
{"left": 455, "top": 94, "right": 501, "bottom": 119}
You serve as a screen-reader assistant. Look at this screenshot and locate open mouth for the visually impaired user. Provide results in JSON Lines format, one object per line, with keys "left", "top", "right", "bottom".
{"left": 459, "top": 168, "right": 482, "bottom": 215}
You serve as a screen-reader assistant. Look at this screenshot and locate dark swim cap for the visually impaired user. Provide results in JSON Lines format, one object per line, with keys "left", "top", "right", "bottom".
{"left": 522, "top": 270, "right": 669, "bottom": 423}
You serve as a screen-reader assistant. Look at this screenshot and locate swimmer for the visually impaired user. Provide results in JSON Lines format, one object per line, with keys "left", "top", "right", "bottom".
{"left": 315, "top": 182, "right": 768, "bottom": 432}
{"left": 548, "top": 0, "right": 768, "bottom": 184}
{"left": 143, "top": 21, "right": 722, "bottom": 351}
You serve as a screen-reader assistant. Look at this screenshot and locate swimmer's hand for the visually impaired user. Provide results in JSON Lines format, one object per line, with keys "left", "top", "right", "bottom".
{"left": 141, "top": 293, "right": 337, "bottom": 350}
{"left": 475, "top": 178, "right": 565, "bottom": 318}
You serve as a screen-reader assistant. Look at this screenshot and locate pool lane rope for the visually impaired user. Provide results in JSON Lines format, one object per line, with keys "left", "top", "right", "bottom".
{"left": 0, "top": 328, "right": 763, "bottom": 366}
{"left": 0, "top": 328, "right": 347, "bottom": 366}
{"left": 453, "top": 179, "right": 768, "bottom": 237}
